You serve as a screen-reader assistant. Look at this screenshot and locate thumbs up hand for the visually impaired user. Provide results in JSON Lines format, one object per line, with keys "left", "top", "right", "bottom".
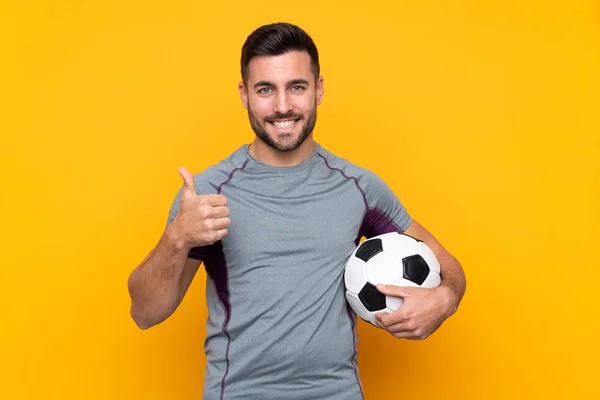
{"left": 172, "top": 167, "right": 230, "bottom": 247}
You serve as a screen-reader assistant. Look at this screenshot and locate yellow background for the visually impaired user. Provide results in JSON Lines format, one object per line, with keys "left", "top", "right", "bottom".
{"left": 1, "top": 0, "right": 598, "bottom": 399}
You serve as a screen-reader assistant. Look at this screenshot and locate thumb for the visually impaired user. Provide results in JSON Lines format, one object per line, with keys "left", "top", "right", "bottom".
{"left": 376, "top": 284, "right": 411, "bottom": 298}
{"left": 178, "top": 167, "right": 196, "bottom": 196}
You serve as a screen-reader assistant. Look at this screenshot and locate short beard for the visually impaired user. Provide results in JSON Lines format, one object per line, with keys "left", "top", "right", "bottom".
{"left": 248, "top": 102, "right": 317, "bottom": 152}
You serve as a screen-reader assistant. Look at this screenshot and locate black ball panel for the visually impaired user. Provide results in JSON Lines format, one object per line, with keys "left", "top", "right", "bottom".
{"left": 355, "top": 239, "right": 383, "bottom": 262}
{"left": 402, "top": 255, "right": 430, "bottom": 285}
{"left": 358, "top": 282, "right": 386, "bottom": 311}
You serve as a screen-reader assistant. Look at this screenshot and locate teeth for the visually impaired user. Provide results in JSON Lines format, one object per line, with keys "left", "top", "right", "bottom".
{"left": 273, "top": 120, "right": 297, "bottom": 128}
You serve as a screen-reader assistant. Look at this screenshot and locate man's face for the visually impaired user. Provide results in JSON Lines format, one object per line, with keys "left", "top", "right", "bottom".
{"left": 239, "top": 51, "right": 324, "bottom": 152}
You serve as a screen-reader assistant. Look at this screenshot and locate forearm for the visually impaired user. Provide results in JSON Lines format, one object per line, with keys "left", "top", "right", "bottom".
{"left": 436, "top": 252, "right": 466, "bottom": 316}
{"left": 128, "top": 224, "right": 190, "bottom": 329}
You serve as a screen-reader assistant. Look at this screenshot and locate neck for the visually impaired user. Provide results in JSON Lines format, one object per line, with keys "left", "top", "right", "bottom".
{"left": 248, "top": 137, "right": 316, "bottom": 167}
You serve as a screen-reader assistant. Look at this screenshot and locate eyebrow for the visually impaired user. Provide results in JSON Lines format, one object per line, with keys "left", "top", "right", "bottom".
{"left": 253, "top": 78, "right": 310, "bottom": 89}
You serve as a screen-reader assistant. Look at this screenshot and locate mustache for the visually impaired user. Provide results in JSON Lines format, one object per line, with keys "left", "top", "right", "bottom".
{"left": 266, "top": 112, "right": 303, "bottom": 121}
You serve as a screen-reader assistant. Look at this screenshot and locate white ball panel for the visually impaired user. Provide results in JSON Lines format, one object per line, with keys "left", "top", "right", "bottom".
{"left": 344, "top": 256, "right": 368, "bottom": 294}
{"left": 394, "top": 277, "right": 422, "bottom": 288}
{"left": 385, "top": 295, "right": 405, "bottom": 311}
{"left": 421, "top": 271, "right": 442, "bottom": 288}
{"left": 364, "top": 251, "right": 404, "bottom": 286}
{"left": 381, "top": 232, "right": 420, "bottom": 258}
{"left": 417, "top": 241, "right": 441, "bottom": 274}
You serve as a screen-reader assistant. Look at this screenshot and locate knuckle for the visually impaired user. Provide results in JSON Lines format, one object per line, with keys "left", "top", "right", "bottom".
{"left": 198, "top": 207, "right": 211, "bottom": 219}
{"left": 204, "top": 231, "right": 217, "bottom": 243}
{"left": 204, "top": 219, "right": 215, "bottom": 230}
{"left": 199, "top": 195, "right": 212, "bottom": 205}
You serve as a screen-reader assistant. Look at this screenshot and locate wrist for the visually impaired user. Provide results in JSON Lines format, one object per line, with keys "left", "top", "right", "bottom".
{"left": 436, "top": 285, "right": 459, "bottom": 317}
{"left": 165, "top": 221, "right": 189, "bottom": 251}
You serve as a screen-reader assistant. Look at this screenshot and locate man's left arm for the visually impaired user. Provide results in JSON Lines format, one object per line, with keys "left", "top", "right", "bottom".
{"left": 375, "top": 219, "right": 467, "bottom": 340}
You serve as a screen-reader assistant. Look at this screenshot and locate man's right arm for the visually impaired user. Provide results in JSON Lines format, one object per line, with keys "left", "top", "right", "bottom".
{"left": 127, "top": 222, "right": 201, "bottom": 330}
{"left": 127, "top": 167, "right": 230, "bottom": 330}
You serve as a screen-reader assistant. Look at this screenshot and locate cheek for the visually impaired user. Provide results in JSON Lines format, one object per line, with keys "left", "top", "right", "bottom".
{"left": 296, "top": 95, "right": 316, "bottom": 112}
{"left": 249, "top": 98, "right": 272, "bottom": 118}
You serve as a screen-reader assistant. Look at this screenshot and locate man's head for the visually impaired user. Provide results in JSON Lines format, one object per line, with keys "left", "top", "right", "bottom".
{"left": 238, "top": 22, "right": 324, "bottom": 153}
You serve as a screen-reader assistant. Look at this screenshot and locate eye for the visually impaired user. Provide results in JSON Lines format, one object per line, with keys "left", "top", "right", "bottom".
{"left": 291, "top": 86, "right": 306, "bottom": 91}
{"left": 257, "top": 87, "right": 272, "bottom": 94}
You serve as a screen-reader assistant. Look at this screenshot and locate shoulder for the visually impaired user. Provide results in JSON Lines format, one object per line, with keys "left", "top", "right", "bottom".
{"left": 190, "top": 145, "right": 250, "bottom": 195}
{"left": 315, "top": 144, "right": 387, "bottom": 191}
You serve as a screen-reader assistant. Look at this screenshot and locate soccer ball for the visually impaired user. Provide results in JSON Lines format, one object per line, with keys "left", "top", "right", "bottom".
{"left": 344, "top": 231, "right": 441, "bottom": 326}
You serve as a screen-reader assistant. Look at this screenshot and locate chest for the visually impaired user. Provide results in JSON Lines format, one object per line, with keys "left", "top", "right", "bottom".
{"left": 218, "top": 177, "right": 366, "bottom": 274}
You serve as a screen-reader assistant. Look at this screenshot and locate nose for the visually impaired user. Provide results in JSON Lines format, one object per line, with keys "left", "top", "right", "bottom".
{"left": 273, "top": 91, "right": 292, "bottom": 114}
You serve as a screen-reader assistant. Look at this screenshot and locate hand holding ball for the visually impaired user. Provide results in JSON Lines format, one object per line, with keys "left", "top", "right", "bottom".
{"left": 344, "top": 232, "right": 441, "bottom": 326}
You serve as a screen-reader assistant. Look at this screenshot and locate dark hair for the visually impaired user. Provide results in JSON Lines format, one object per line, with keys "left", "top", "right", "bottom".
{"left": 240, "top": 22, "right": 320, "bottom": 85}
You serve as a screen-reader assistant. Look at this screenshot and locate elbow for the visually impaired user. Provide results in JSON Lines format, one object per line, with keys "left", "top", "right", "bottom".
{"left": 129, "top": 297, "right": 175, "bottom": 330}
{"left": 128, "top": 296, "right": 178, "bottom": 331}
{"left": 130, "top": 302, "right": 175, "bottom": 330}
{"left": 127, "top": 272, "right": 180, "bottom": 330}
{"left": 130, "top": 306, "right": 177, "bottom": 330}
{"left": 130, "top": 304, "right": 155, "bottom": 330}
{"left": 128, "top": 276, "right": 157, "bottom": 330}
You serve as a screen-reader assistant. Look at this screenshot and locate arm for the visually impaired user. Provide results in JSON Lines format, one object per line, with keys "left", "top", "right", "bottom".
{"left": 375, "top": 219, "right": 467, "bottom": 339}
{"left": 127, "top": 167, "right": 229, "bottom": 330}
{"left": 355, "top": 169, "right": 465, "bottom": 338}
{"left": 127, "top": 224, "right": 201, "bottom": 330}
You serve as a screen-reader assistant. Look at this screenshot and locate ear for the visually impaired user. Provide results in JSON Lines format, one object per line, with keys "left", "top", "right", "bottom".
{"left": 238, "top": 81, "right": 248, "bottom": 110}
{"left": 316, "top": 76, "right": 324, "bottom": 106}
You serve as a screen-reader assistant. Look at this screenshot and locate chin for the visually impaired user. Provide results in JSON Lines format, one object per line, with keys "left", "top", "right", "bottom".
{"left": 273, "top": 140, "right": 303, "bottom": 152}
{"left": 266, "top": 129, "right": 303, "bottom": 149}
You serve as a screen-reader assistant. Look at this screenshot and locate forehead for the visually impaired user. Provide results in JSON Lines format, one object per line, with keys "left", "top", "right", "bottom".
{"left": 246, "top": 51, "right": 313, "bottom": 85}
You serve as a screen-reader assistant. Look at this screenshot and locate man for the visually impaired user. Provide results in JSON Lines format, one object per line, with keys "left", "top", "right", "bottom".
{"left": 128, "top": 22, "right": 466, "bottom": 400}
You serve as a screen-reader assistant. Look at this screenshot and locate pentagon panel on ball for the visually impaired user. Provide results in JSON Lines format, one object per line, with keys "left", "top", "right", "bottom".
{"left": 344, "top": 232, "right": 441, "bottom": 327}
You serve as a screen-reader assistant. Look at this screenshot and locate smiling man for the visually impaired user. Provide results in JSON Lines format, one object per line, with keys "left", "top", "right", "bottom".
{"left": 127, "top": 22, "right": 466, "bottom": 400}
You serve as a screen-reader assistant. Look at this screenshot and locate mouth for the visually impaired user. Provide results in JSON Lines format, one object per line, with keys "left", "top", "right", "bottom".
{"left": 268, "top": 119, "right": 301, "bottom": 130}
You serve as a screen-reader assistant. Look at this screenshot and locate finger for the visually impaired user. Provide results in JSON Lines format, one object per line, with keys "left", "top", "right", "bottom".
{"left": 178, "top": 167, "right": 196, "bottom": 196}
{"left": 200, "top": 194, "right": 228, "bottom": 207}
{"left": 377, "top": 311, "right": 409, "bottom": 327}
{"left": 210, "top": 206, "right": 230, "bottom": 218}
{"left": 377, "top": 284, "right": 412, "bottom": 298}
{"left": 375, "top": 312, "right": 392, "bottom": 327}
{"left": 393, "top": 330, "right": 420, "bottom": 339}
{"left": 383, "top": 321, "right": 415, "bottom": 334}
{"left": 211, "top": 217, "right": 231, "bottom": 230}
{"left": 374, "top": 312, "right": 386, "bottom": 327}
{"left": 214, "top": 228, "right": 228, "bottom": 241}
